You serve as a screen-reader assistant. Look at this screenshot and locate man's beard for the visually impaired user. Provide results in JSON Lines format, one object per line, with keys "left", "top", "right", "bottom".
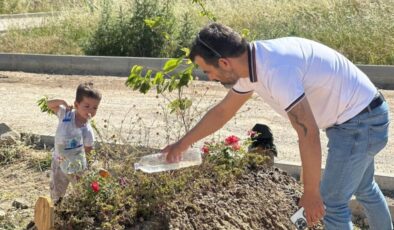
{"left": 220, "top": 71, "right": 238, "bottom": 89}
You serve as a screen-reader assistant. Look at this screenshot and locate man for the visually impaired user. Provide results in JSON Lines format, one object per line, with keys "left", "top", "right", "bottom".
{"left": 162, "top": 22, "right": 392, "bottom": 229}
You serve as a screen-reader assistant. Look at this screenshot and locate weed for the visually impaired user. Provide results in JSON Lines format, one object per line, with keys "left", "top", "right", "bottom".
{"left": 27, "top": 150, "right": 52, "bottom": 172}
{"left": 0, "top": 144, "right": 28, "bottom": 165}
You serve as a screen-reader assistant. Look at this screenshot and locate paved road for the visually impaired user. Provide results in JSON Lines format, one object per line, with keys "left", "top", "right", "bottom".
{"left": 1, "top": 71, "right": 394, "bottom": 175}
{"left": 0, "top": 12, "right": 58, "bottom": 33}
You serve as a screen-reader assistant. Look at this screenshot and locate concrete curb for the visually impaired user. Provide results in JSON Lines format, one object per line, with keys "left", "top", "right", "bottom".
{"left": 1, "top": 54, "right": 394, "bottom": 87}
{"left": 0, "top": 53, "right": 206, "bottom": 79}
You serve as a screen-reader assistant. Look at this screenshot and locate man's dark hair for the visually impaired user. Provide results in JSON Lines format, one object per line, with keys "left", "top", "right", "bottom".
{"left": 189, "top": 22, "right": 248, "bottom": 66}
{"left": 76, "top": 82, "right": 102, "bottom": 103}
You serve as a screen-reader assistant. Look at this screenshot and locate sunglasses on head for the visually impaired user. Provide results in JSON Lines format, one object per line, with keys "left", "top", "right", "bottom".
{"left": 197, "top": 34, "right": 222, "bottom": 58}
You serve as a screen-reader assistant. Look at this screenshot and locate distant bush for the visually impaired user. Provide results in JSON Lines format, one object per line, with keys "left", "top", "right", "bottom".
{"left": 84, "top": 0, "right": 196, "bottom": 57}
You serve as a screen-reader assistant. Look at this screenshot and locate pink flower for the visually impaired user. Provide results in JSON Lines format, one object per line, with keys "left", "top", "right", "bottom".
{"left": 247, "top": 130, "right": 257, "bottom": 138}
{"left": 119, "top": 177, "right": 128, "bottom": 187}
{"left": 201, "top": 145, "right": 210, "bottom": 154}
{"left": 231, "top": 143, "right": 241, "bottom": 151}
{"left": 91, "top": 181, "right": 100, "bottom": 193}
{"left": 225, "top": 135, "right": 239, "bottom": 145}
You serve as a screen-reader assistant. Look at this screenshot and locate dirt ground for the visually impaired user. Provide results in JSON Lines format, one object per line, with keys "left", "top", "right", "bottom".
{"left": 0, "top": 70, "right": 393, "bottom": 229}
{"left": 1, "top": 71, "right": 394, "bottom": 175}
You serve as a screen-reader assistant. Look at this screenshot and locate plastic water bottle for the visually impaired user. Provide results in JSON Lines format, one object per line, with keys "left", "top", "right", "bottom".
{"left": 134, "top": 148, "right": 202, "bottom": 173}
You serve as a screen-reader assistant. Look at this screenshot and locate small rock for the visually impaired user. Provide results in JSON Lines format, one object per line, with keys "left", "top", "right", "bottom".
{"left": 0, "top": 123, "right": 12, "bottom": 134}
{"left": 12, "top": 198, "right": 29, "bottom": 209}
{"left": 0, "top": 123, "right": 21, "bottom": 145}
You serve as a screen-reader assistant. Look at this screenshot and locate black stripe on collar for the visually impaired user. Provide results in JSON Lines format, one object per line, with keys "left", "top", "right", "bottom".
{"left": 247, "top": 43, "right": 258, "bottom": 83}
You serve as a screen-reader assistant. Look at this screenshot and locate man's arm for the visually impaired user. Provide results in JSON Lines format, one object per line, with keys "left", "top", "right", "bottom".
{"left": 287, "top": 97, "right": 325, "bottom": 226}
{"left": 47, "top": 99, "right": 71, "bottom": 114}
{"left": 164, "top": 89, "right": 253, "bottom": 162}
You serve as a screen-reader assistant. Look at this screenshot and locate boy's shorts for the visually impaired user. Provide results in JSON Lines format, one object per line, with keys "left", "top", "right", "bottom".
{"left": 49, "top": 158, "right": 84, "bottom": 203}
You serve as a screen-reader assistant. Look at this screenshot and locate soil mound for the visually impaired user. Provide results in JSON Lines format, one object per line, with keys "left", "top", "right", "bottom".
{"left": 166, "top": 167, "right": 311, "bottom": 230}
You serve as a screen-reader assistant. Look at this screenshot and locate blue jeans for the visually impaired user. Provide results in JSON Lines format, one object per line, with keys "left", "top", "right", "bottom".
{"left": 321, "top": 101, "right": 392, "bottom": 230}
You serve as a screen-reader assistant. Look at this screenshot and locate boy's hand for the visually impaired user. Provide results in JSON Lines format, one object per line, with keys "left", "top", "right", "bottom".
{"left": 65, "top": 104, "right": 73, "bottom": 111}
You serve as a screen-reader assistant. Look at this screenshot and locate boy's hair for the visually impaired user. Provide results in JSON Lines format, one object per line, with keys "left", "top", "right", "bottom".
{"left": 75, "top": 82, "right": 102, "bottom": 103}
{"left": 189, "top": 22, "right": 248, "bottom": 67}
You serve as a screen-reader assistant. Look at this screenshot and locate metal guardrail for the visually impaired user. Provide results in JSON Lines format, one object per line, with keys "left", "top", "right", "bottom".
{"left": 0, "top": 53, "right": 393, "bottom": 88}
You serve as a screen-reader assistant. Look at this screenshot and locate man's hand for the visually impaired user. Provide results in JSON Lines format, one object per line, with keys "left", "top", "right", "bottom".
{"left": 162, "top": 141, "right": 190, "bottom": 163}
{"left": 299, "top": 191, "right": 325, "bottom": 227}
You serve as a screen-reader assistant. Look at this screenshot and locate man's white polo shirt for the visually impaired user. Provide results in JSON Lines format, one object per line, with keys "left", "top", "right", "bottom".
{"left": 232, "top": 37, "right": 377, "bottom": 129}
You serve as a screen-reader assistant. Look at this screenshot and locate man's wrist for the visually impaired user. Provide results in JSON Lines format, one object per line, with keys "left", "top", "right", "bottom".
{"left": 177, "top": 138, "right": 190, "bottom": 150}
{"left": 303, "top": 185, "right": 320, "bottom": 194}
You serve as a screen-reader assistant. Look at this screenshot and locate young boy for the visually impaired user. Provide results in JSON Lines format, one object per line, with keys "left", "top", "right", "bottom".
{"left": 47, "top": 82, "right": 101, "bottom": 204}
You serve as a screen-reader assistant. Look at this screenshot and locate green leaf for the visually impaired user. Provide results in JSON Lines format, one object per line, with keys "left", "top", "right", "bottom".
{"left": 163, "top": 58, "right": 182, "bottom": 73}
{"left": 178, "top": 73, "right": 192, "bottom": 88}
{"left": 162, "top": 32, "right": 170, "bottom": 40}
{"left": 153, "top": 72, "right": 164, "bottom": 85}
{"left": 241, "top": 28, "right": 250, "bottom": 38}
{"left": 144, "top": 17, "right": 161, "bottom": 28}
{"left": 179, "top": 98, "right": 192, "bottom": 110}
{"left": 132, "top": 78, "right": 142, "bottom": 91}
{"left": 37, "top": 96, "right": 54, "bottom": 115}
{"left": 144, "top": 69, "right": 153, "bottom": 79}
{"left": 139, "top": 80, "right": 151, "bottom": 94}
{"left": 130, "top": 65, "right": 143, "bottom": 75}
{"left": 126, "top": 65, "right": 144, "bottom": 89}
{"left": 167, "top": 98, "right": 193, "bottom": 114}
{"left": 180, "top": 48, "right": 190, "bottom": 57}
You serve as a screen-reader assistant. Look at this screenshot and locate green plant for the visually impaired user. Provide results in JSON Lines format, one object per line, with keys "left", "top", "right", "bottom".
{"left": 56, "top": 170, "right": 137, "bottom": 229}
{"left": 126, "top": 48, "right": 200, "bottom": 134}
{"left": 37, "top": 95, "right": 54, "bottom": 115}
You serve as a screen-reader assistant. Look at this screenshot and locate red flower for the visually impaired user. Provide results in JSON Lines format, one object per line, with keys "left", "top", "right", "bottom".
{"left": 225, "top": 135, "right": 239, "bottom": 145}
{"left": 91, "top": 181, "right": 100, "bottom": 193}
{"left": 231, "top": 143, "right": 241, "bottom": 151}
{"left": 201, "top": 145, "right": 209, "bottom": 154}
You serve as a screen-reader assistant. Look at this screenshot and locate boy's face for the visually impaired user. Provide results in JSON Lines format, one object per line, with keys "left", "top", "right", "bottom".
{"left": 74, "top": 97, "right": 100, "bottom": 121}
